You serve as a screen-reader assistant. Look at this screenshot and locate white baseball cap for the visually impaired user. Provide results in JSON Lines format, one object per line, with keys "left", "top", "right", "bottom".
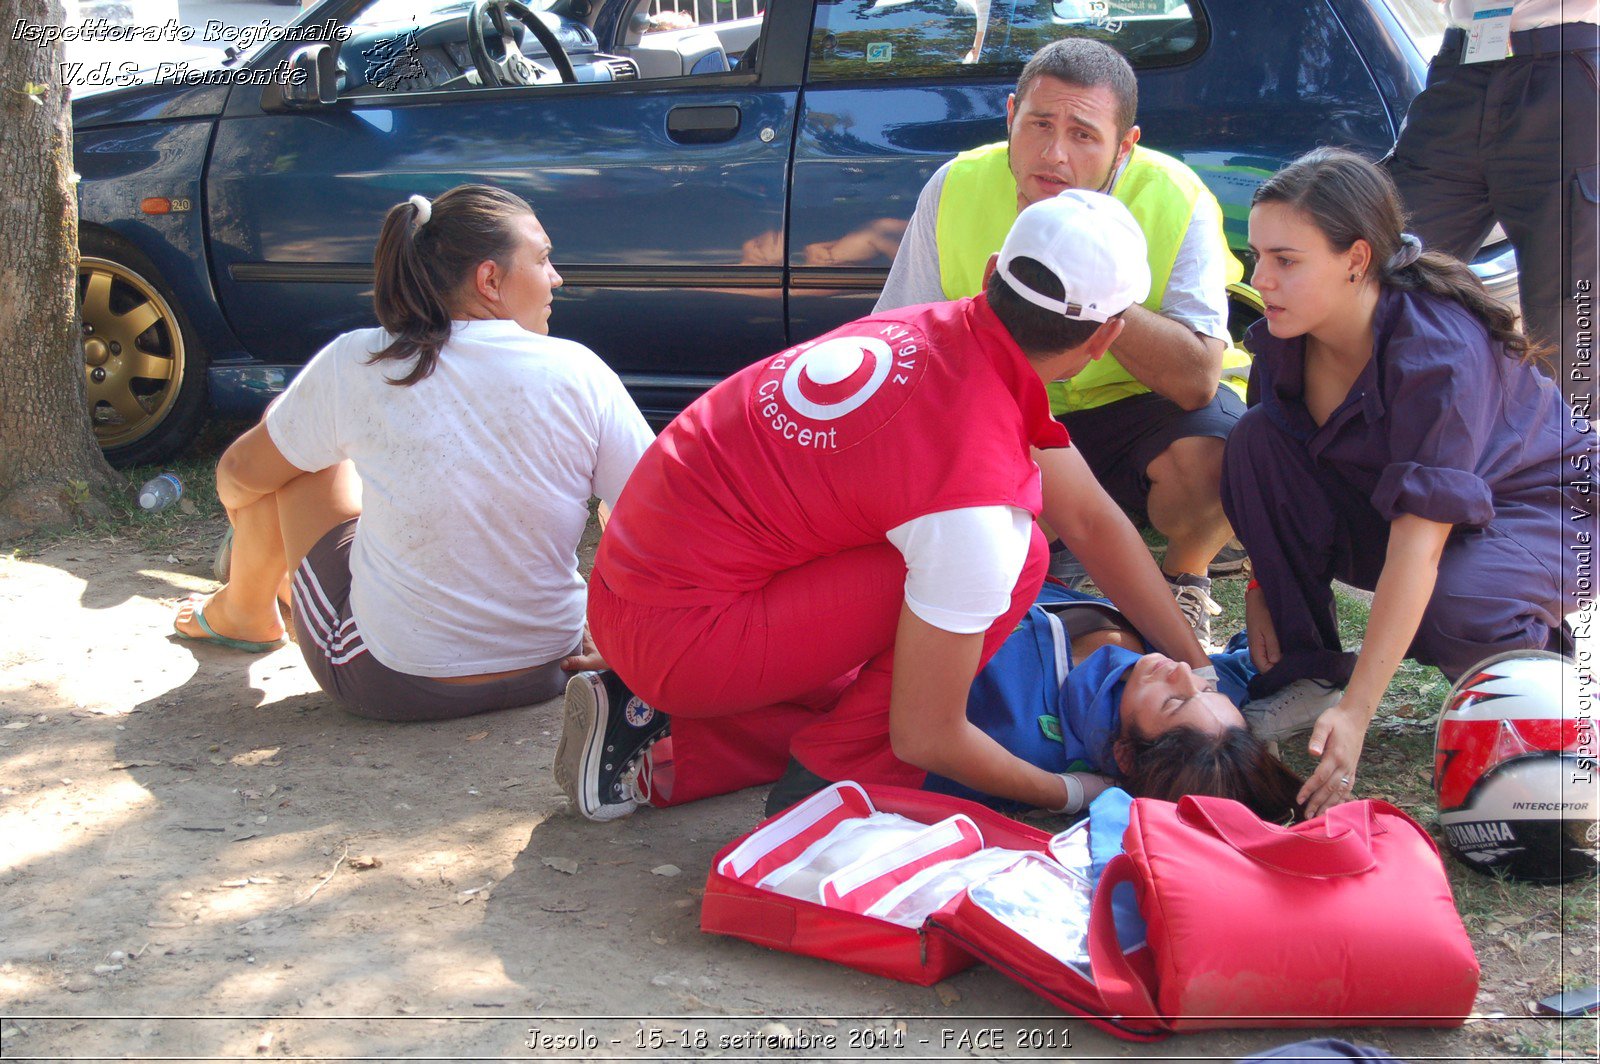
{"left": 996, "top": 189, "right": 1151, "bottom": 323}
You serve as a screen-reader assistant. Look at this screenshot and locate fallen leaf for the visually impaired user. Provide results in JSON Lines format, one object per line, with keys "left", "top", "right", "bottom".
{"left": 542, "top": 857, "right": 579, "bottom": 875}
{"left": 935, "top": 983, "right": 961, "bottom": 1006}
{"left": 231, "top": 748, "right": 281, "bottom": 767}
{"left": 465, "top": 730, "right": 489, "bottom": 742}
{"left": 110, "top": 760, "right": 160, "bottom": 770}
{"left": 220, "top": 879, "right": 250, "bottom": 888}
{"left": 651, "top": 864, "right": 682, "bottom": 878}
{"left": 2, "top": 722, "right": 29, "bottom": 731}
{"left": 1527, "top": 931, "right": 1559, "bottom": 943}
{"left": 349, "top": 855, "right": 382, "bottom": 871}
{"left": 499, "top": 779, "right": 525, "bottom": 789}
{"left": 818, "top": 1019, "right": 838, "bottom": 1028}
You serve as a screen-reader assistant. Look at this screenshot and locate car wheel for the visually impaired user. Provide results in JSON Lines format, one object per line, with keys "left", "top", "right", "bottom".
{"left": 77, "top": 233, "right": 208, "bottom": 467}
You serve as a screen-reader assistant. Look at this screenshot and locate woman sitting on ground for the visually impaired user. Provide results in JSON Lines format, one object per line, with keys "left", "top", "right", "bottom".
{"left": 1223, "top": 148, "right": 1592, "bottom": 816}
{"left": 173, "top": 184, "right": 653, "bottom": 721}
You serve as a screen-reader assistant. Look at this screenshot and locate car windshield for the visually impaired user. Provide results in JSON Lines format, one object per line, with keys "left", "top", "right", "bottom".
{"left": 354, "top": 0, "right": 554, "bottom": 20}
{"left": 1380, "top": 0, "right": 1448, "bottom": 57}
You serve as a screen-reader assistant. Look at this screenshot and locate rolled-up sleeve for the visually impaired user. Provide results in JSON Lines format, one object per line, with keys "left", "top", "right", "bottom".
{"left": 1371, "top": 333, "right": 1499, "bottom": 527}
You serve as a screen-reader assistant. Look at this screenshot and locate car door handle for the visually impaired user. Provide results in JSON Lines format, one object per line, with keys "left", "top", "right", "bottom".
{"left": 667, "top": 105, "right": 741, "bottom": 145}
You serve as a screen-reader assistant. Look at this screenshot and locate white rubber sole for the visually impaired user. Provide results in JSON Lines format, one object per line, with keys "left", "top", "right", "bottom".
{"left": 554, "top": 673, "right": 636, "bottom": 822}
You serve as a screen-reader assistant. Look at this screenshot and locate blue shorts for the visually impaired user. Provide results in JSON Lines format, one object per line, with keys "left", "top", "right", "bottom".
{"left": 1058, "top": 388, "right": 1244, "bottom": 518}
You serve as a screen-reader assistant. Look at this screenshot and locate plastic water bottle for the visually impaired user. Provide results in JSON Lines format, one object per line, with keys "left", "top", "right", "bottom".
{"left": 137, "top": 472, "right": 183, "bottom": 512}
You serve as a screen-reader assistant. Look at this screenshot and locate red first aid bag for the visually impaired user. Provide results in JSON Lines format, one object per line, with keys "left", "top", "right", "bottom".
{"left": 702, "top": 784, "right": 1477, "bottom": 1040}
{"left": 1087, "top": 795, "right": 1481, "bottom": 1032}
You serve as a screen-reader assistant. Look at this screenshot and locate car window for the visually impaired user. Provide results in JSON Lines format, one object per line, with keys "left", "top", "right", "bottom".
{"left": 611, "top": 0, "right": 765, "bottom": 77}
{"left": 808, "top": 0, "right": 1205, "bottom": 82}
{"left": 1379, "top": 0, "right": 1447, "bottom": 58}
{"left": 333, "top": 0, "right": 697, "bottom": 97}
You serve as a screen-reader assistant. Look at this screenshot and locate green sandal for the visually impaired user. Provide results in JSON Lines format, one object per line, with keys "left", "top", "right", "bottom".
{"left": 175, "top": 598, "right": 288, "bottom": 654}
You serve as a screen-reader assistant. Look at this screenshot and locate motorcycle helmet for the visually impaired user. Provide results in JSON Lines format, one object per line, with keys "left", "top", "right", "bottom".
{"left": 1433, "top": 650, "right": 1597, "bottom": 884}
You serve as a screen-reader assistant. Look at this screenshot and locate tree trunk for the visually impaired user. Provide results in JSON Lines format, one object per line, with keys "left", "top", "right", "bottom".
{"left": 0, "top": 0, "right": 119, "bottom": 541}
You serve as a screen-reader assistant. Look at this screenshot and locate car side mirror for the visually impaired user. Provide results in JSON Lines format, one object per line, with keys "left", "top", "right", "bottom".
{"left": 262, "top": 45, "right": 338, "bottom": 111}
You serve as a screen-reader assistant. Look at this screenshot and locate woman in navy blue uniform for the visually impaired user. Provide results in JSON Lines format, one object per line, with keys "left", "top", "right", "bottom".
{"left": 1224, "top": 148, "right": 1593, "bottom": 817}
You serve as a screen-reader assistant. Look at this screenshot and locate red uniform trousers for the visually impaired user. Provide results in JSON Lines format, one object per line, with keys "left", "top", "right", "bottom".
{"left": 588, "top": 529, "right": 1050, "bottom": 806}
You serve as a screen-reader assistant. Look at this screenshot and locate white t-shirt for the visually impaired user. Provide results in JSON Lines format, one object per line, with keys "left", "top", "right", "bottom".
{"left": 875, "top": 157, "right": 1232, "bottom": 343}
{"left": 887, "top": 505, "right": 1033, "bottom": 634}
{"left": 266, "top": 320, "right": 654, "bottom": 677}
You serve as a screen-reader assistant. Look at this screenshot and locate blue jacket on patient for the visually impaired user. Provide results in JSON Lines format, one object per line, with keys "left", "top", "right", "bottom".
{"left": 922, "top": 585, "right": 1256, "bottom": 809}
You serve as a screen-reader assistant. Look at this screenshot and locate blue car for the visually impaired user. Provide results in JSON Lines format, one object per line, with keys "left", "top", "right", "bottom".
{"left": 72, "top": 0, "right": 1516, "bottom": 464}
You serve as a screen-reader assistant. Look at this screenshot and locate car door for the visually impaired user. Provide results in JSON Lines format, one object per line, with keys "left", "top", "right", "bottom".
{"left": 205, "top": 0, "right": 807, "bottom": 418}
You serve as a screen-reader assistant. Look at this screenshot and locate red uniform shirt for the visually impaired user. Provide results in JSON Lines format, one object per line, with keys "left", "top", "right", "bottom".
{"left": 597, "top": 295, "right": 1070, "bottom": 604}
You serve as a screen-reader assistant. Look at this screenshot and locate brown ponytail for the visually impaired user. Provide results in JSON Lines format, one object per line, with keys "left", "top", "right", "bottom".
{"left": 370, "top": 184, "right": 535, "bottom": 385}
{"left": 1253, "top": 148, "right": 1549, "bottom": 366}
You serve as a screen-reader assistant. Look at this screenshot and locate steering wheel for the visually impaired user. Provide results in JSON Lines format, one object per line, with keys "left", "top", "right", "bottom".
{"left": 467, "top": 0, "right": 577, "bottom": 87}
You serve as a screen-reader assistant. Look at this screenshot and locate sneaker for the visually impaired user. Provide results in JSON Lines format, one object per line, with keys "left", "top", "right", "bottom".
{"left": 1048, "top": 542, "right": 1089, "bottom": 590}
{"left": 554, "top": 671, "right": 668, "bottom": 822}
{"left": 1207, "top": 538, "right": 1250, "bottom": 578}
{"left": 1166, "top": 571, "right": 1222, "bottom": 646}
{"left": 1242, "top": 679, "right": 1343, "bottom": 742}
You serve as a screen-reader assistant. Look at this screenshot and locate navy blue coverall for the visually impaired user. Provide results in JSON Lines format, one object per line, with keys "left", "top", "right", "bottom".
{"left": 1221, "top": 287, "right": 1595, "bottom": 698}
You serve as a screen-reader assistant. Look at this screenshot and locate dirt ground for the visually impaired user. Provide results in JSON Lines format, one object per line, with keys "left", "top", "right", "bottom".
{"left": 1, "top": 518, "right": 1597, "bottom": 1062}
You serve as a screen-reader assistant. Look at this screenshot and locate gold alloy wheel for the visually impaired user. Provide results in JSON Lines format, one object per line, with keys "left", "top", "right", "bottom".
{"left": 77, "top": 256, "right": 186, "bottom": 450}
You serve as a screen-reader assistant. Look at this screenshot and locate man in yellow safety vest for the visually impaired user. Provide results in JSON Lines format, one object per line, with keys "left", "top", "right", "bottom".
{"left": 875, "top": 38, "right": 1249, "bottom": 645}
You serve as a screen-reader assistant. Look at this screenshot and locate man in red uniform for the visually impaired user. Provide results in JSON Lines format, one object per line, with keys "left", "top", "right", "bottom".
{"left": 557, "top": 191, "right": 1213, "bottom": 822}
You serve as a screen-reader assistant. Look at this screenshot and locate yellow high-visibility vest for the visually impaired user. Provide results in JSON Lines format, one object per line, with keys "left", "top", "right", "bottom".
{"left": 934, "top": 141, "right": 1250, "bottom": 413}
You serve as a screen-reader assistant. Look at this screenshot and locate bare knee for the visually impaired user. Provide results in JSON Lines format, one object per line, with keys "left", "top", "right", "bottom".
{"left": 1146, "top": 436, "right": 1226, "bottom": 507}
{"left": 277, "top": 462, "right": 362, "bottom": 569}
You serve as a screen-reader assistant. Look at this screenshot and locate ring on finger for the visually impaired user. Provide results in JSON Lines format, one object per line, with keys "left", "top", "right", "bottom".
{"left": 1338, "top": 776, "right": 1352, "bottom": 789}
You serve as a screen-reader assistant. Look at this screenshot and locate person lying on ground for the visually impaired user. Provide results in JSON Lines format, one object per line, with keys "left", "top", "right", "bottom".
{"left": 173, "top": 184, "right": 652, "bottom": 722}
{"left": 905, "top": 588, "right": 1303, "bottom": 824}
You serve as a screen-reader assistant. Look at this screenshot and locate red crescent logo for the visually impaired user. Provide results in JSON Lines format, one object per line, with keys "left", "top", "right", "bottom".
{"left": 795, "top": 348, "right": 878, "bottom": 407}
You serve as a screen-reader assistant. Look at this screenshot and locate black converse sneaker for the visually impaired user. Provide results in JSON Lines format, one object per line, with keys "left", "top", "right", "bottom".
{"left": 555, "top": 671, "right": 669, "bottom": 822}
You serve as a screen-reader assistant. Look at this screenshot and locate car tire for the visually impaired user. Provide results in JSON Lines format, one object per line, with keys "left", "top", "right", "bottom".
{"left": 77, "top": 230, "right": 208, "bottom": 468}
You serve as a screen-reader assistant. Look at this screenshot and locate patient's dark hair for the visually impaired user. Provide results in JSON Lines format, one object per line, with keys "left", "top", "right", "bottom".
{"left": 1117, "top": 725, "right": 1304, "bottom": 823}
{"left": 370, "top": 184, "right": 535, "bottom": 385}
{"left": 987, "top": 255, "right": 1104, "bottom": 358}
